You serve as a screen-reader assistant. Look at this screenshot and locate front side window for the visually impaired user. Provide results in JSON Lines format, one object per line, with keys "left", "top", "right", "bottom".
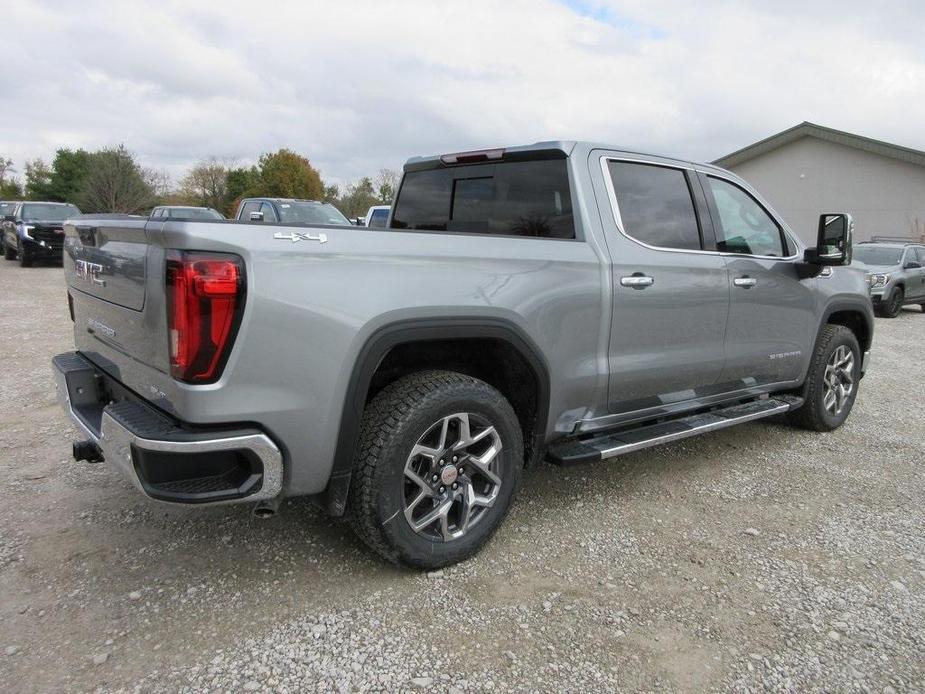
{"left": 916, "top": 247, "right": 925, "bottom": 264}
{"left": 240, "top": 201, "right": 261, "bottom": 220}
{"left": 260, "top": 202, "right": 279, "bottom": 223}
{"left": 706, "top": 177, "right": 785, "bottom": 257}
{"left": 391, "top": 159, "right": 575, "bottom": 239}
{"left": 607, "top": 161, "right": 702, "bottom": 251}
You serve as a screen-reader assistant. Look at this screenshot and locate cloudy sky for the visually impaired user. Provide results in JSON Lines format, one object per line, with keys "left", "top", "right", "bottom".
{"left": 3, "top": 0, "right": 924, "bottom": 186}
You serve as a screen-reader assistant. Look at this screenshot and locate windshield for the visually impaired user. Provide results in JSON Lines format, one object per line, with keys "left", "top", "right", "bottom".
{"left": 277, "top": 202, "right": 350, "bottom": 225}
{"left": 167, "top": 208, "right": 224, "bottom": 220}
{"left": 853, "top": 246, "right": 902, "bottom": 266}
{"left": 21, "top": 203, "right": 80, "bottom": 221}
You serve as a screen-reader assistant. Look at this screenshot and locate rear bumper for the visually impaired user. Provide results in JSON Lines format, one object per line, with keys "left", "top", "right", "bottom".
{"left": 53, "top": 351, "right": 283, "bottom": 505}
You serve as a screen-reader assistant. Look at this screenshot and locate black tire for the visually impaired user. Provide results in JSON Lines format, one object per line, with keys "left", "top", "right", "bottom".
{"left": 2, "top": 240, "right": 14, "bottom": 260}
{"left": 347, "top": 370, "right": 523, "bottom": 569}
{"left": 789, "top": 325, "right": 861, "bottom": 432}
{"left": 17, "top": 241, "right": 31, "bottom": 267}
{"left": 879, "top": 287, "right": 904, "bottom": 318}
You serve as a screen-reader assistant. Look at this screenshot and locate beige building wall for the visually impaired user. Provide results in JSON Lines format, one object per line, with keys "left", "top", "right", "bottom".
{"left": 724, "top": 136, "right": 925, "bottom": 245}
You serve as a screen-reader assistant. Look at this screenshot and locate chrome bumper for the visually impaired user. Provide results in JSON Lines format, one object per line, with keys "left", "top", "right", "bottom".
{"left": 53, "top": 353, "right": 283, "bottom": 504}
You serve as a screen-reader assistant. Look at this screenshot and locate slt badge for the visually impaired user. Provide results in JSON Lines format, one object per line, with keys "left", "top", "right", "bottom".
{"left": 273, "top": 231, "right": 328, "bottom": 244}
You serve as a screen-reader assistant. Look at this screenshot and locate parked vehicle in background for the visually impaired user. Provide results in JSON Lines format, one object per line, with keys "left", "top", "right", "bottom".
{"left": 0, "top": 201, "right": 18, "bottom": 219}
{"left": 2, "top": 201, "right": 81, "bottom": 266}
{"left": 53, "top": 141, "right": 872, "bottom": 569}
{"left": 853, "top": 239, "right": 925, "bottom": 317}
{"left": 150, "top": 206, "right": 224, "bottom": 220}
{"left": 234, "top": 198, "right": 351, "bottom": 226}
{"left": 364, "top": 205, "right": 390, "bottom": 229}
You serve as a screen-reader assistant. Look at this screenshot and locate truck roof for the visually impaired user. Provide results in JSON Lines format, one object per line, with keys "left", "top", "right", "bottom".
{"left": 404, "top": 140, "right": 721, "bottom": 173}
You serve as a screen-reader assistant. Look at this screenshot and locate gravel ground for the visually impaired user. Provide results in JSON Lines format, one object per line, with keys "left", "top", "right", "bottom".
{"left": 0, "top": 262, "right": 923, "bottom": 693}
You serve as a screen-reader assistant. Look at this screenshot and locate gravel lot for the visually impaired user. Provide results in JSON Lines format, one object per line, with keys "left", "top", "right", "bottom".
{"left": 0, "top": 262, "right": 923, "bottom": 693}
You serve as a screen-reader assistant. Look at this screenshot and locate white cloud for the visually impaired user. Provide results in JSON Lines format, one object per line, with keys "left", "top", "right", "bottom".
{"left": 2, "top": 0, "right": 923, "bottom": 185}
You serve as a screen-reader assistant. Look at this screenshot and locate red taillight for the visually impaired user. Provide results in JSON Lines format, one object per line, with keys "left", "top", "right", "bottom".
{"left": 166, "top": 250, "right": 245, "bottom": 384}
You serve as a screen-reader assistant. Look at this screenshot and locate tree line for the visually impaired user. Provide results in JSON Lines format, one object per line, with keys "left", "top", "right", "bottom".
{"left": 0, "top": 147, "right": 400, "bottom": 219}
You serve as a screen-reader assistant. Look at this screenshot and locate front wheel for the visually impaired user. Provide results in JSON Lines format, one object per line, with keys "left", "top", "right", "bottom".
{"left": 347, "top": 370, "right": 523, "bottom": 569}
{"left": 878, "top": 287, "right": 904, "bottom": 318}
{"left": 789, "top": 325, "right": 861, "bottom": 432}
{"left": 17, "top": 241, "right": 32, "bottom": 267}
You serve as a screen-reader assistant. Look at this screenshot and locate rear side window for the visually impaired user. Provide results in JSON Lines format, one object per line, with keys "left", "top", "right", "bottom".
{"left": 607, "top": 161, "right": 702, "bottom": 250}
{"left": 391, "top": 159, "right": 575, "bottom": 239}
{"left": 706, "top": 177, "right": 785, "bottom": 257}
{"left": 916, "top": 247, "right": 925, "bottom": 264}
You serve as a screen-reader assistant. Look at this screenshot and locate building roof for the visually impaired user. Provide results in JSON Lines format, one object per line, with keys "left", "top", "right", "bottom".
{"left": 712, "top": 121, "right": 925, "bottom": 169}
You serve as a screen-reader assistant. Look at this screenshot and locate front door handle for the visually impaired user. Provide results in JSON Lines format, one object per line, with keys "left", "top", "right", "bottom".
{"left": 621, "top": 275, "right": 655, "bottom": 289}
{"left": 733, "top": 276, "right": 758, "bottom": 288}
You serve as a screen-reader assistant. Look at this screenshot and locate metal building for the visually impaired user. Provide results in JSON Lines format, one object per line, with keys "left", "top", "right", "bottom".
{"left": 713, "top": 122, "right": 925, "bottom": 244}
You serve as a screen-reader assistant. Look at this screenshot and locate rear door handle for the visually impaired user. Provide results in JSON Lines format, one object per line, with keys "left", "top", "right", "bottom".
{"left": 733, "top": 276, "right": 757, "bottom": 288}
{"left": 620, "top": 275, "right": 655, "bottom": 289}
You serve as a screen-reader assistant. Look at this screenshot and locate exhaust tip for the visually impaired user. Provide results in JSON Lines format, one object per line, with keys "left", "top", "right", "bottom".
{"left": 253, "top": 498, "right": 281, "bottom": 519}
{"left": 72, "top": 439, "right": 104, "bottom": 463}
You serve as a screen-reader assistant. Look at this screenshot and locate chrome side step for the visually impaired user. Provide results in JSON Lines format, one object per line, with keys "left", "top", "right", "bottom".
{"left": 546, "top": 396, "right": 803, "bottom": 466}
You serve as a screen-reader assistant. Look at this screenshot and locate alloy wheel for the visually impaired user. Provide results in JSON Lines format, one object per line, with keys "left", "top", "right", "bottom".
{"left": 402, "top": 412, "right": 502, "bottom": 542}
{"left": 822, "top": 345, "right": 855, "bottom": 416}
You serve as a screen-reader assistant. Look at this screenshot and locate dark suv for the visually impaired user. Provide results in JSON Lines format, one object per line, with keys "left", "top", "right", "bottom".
{"left": 852, "top": 240, "right": 925, "bottom": 317}
{"left": 2, "top": 201, "right": 81, "bottom": 266}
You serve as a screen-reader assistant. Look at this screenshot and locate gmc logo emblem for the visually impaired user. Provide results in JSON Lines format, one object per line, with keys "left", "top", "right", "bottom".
{"left": 75, "top": 259, "right": 106, "bottom": 286}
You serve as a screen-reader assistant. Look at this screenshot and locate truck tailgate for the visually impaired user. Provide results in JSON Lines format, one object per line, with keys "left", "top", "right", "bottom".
{"left": 64, "top": 217, "right": 167, "bottom": 374}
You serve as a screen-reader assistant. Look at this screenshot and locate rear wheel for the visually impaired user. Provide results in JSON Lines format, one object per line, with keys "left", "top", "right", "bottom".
{"left": 348, "top": 370, "right": 523, "bottom": 569}
{"left": 879, "top": 287, "right": 904, "bottom": 318}
{"left": 789, "top": 325, "right": 860, "bottom": 432}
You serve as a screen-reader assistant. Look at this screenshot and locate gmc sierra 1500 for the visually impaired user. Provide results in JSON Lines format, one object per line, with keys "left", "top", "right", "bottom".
{"left": 53, "top": 141, "right": 872, "bottom": 568}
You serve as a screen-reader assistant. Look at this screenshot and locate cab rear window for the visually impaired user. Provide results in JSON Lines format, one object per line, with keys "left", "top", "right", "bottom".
{"left": 391, "top": 159, "right": 575, "bottom": 239}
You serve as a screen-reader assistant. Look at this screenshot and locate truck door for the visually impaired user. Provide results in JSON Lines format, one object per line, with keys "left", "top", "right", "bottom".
{"left": 597, "top": 156, "right": 730, "bottom": 415}
{"left": 698, "top": 172, "right": 817, "bottom": 387}
{"left": 907, "top": 247, "right": 925, "bottom": 301}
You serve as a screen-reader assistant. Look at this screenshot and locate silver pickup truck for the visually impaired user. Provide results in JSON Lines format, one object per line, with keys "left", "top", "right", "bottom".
{"left": 53, "top": 141, "right": 873, "bottom": 568}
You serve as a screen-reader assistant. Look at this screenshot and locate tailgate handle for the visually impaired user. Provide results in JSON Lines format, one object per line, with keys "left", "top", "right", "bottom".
{"left": 76, "top": 225, "right": 97, "bottom": 246}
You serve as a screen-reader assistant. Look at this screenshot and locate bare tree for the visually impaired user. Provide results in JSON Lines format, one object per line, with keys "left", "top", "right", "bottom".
{"left": 180, "top": 158, "right": 231, "bottom": 210}
{"left": 0, "top": 157, "right": 14, "bottom": 184}
{"left": 374, "top": 168, "right": 401, "bottom": 204}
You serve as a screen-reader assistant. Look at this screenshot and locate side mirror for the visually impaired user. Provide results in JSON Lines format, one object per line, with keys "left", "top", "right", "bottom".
{"left": 905, "top": 261, "right": 922, "bottom": 270}
{"left": 249, "top": 211, "right": 264, "bottom": 222}
{"left": 2, "top": 215, "right": 14, "bottom": 223}
{"left": 804, "top": 213, "right": 853, "bottom": 266}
